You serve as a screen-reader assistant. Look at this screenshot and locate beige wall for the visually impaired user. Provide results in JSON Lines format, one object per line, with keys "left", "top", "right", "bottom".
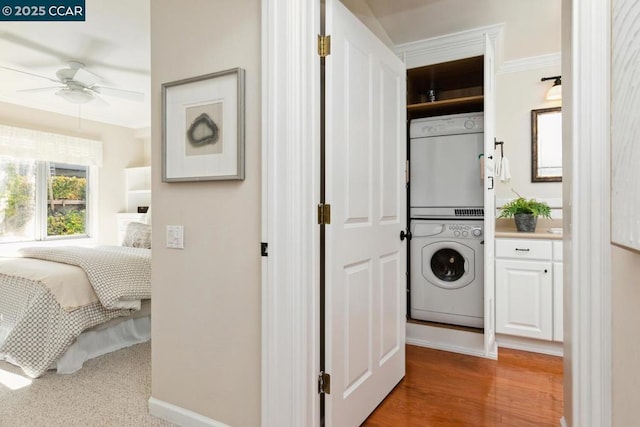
{"left": 495, "top": 66, "right": 562, "bottom": 202}
{"left": 149, "top": 1, "right": 261, "bottom": 426}
{"left": 611, "top": 245, "right": 640, "bottom": 424}
{"left": 0, "top": 101, "right": 146, "bottom": 244}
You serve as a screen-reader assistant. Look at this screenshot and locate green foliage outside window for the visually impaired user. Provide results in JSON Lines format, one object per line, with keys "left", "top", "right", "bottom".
{"left": 47, "top": 209, "right": 86, "bottom": 235}
{"left": 50, "top": 175, "right": 86, "bottom": 200}
{"left": 0, "top": 163, "right": 34, "bottom": 232}
{"left": 47, "top": 175, "right": 87, "bottom": 236}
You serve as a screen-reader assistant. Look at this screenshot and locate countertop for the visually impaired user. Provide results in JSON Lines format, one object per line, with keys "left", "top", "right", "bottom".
{"left": 495, "top": 218, "right": 563, "bottom": 240}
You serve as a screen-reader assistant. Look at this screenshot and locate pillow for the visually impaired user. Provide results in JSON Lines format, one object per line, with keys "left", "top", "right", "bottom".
{"left": 122, "top": 222, "right": 151, "bottom": 249}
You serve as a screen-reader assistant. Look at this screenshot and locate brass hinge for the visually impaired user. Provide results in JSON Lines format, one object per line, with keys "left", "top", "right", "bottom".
{"left": 318, "top": 35, "right": 331, "bottom": 57}
{"left": 318, "top": 203, "right": 331, "bottom": 225}
{"left": 318, "top": 371, "right": 331, "bottom": 394}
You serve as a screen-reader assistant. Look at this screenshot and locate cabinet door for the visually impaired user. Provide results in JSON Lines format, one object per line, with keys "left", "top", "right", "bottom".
{"left": 496, "top": 259, "right": 553, "bottom": 340}
{"left": 553, "top": 261, "right": 564, "bottom": 342}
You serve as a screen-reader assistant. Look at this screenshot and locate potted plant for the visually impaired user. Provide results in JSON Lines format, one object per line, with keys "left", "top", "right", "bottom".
{"left": 498, "top": 196, "right": 551, "bottom": 232}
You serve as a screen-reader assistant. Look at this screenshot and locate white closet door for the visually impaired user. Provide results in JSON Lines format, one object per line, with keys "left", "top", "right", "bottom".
{"left": 324, "top": 0, "right": 407, "bottom": 425}
{"left": 483, "top": 33, "right": 498, "bottom": 358}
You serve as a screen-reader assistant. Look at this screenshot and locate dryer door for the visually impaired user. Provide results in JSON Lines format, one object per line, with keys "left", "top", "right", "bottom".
{"left": 421, "top": 241, "right": 475, "bottom": 289}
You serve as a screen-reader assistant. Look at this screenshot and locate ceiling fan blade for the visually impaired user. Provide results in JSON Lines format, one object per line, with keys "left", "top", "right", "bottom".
{"left": 0, "top": 65, "right": 60, "bottom": 83}
{"left": 73, "top": 66, "right": 102, "bottom": 87}
{"left": 91, "top": 93, "right": 110, "bottom": 107}
{"left": 92, "top": 86, "right": 144, "bottom": 102}
{"left": 17, "top": 86, "right": 62, "bottom": 93}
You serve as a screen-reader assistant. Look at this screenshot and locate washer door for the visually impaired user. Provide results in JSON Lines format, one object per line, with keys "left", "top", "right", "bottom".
{"left": 421, "top": 241, "right": 475, "bottom": 289}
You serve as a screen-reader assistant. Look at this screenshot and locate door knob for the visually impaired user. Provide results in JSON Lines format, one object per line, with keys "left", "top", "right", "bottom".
{"left": 400, "top": 230, "right": 412, "bottom": 241}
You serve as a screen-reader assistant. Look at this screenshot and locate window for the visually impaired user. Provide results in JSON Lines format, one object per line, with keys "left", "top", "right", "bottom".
{"left": 0, "top": 158, "right": 90, "bottom": 243}
{"left": 0, "top": 123, "right": 101, "bottom": 245}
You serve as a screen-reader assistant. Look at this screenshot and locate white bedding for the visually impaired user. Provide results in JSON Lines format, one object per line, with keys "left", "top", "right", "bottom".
{"left": 55, "top": 300, "right": 151, "bottom": 374}
{"left": 0, "top": 257, "right": 98, "bottom": 311}
{"left": 0, "top": 245, "right": 151, "bottom": 377}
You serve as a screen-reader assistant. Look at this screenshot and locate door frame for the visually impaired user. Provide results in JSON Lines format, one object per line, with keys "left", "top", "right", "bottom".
{"left": 561, "top": 0, "right": 612, "bottom": 425}
{"left": 261, "top": 1, "right": 321, "bottom": 426}
{"left": 261, "top": 0, "right": 612, "bottom": 426}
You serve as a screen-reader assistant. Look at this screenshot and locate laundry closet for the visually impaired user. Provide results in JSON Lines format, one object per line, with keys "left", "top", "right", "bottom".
{"left": 398, "top": 31, "right": 499, "bottom": 358}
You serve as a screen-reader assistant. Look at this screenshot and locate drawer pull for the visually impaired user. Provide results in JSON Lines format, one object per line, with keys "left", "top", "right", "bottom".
{"left": 515, "top": 248, "right": 530, "bottom": 252}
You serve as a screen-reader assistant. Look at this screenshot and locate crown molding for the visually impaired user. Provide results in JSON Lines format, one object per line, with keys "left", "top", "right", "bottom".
{"left": 498, "top": 52, "right": 561, "bottom": 74}
{"left": 395, "top": 23, "right": 504, "bottom": 69}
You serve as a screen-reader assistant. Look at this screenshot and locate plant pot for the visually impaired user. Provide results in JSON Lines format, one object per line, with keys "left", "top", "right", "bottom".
{"left": 514, "top": 213, "right": 537, "bottom": 232}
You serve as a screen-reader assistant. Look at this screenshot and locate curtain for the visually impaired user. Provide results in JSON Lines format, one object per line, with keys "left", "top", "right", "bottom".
{"left": 0, "top": 124, "right": 102, "bottom": 166}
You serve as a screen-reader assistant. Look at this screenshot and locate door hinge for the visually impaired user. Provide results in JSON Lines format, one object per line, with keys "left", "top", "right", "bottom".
{"left": 318, "top": 34, "right": 331, "bottom": 57}
{"left": 318, "top": 203, "right": 331, "bottom": 225}
{"left": 261, "top": 242, "right": 268, "bottom": 257}
{"left": 318, "top": 371, "right": 331, "bottom": 394}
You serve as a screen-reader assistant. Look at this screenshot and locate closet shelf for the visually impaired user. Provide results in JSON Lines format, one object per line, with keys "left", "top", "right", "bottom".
{"left": 407, "top": 95, "right": 484, "bottom": 114}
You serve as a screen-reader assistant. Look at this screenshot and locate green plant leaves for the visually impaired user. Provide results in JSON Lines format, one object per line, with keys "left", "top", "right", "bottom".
{"left": 498, "top": 197, "right": 551, "bottom": 219}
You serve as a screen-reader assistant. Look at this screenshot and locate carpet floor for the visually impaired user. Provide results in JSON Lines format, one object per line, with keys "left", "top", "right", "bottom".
{"left": 0, "top": 342, "right": 176, "bottom": 427}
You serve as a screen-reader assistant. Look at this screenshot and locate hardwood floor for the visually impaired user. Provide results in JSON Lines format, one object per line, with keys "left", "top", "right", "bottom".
{"left": 363, "top": 345, "right": 563, "bottom": 427}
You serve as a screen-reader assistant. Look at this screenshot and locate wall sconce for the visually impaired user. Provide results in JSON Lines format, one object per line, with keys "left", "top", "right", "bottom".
{"left": 541, "top": 76, "right": 562, "bottom": 101}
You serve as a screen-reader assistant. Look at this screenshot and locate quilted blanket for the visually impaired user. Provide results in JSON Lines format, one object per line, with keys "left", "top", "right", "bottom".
{"left": 19, "top": 246, "right": 151, "bottom": 309}
{"left": 0, "top": 245, "right": 151, "bottom": 378}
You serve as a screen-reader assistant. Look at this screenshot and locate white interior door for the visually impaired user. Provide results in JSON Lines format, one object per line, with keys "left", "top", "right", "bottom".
{"left": 483, "top": 33, "right": 498, "bottom": 358}
{"left": 325, "top": 0, "right": 407, "bottom": 425}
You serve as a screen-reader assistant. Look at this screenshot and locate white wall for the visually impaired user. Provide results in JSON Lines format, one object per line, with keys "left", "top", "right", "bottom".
{"left": 149, "top": 1, "right": 261, "bottom": 426}
{"left": 495, "top": 64, "right": 562, "bottom": 203}
{"left": 0, "top": 101, "right": 146, "bottom": 244}
{"left": 340, "top": 0, "right": 394, "bottom": 47}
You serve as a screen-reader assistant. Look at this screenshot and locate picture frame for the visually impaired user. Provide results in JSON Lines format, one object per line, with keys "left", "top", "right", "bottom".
{"left": 162, "top": 68, "right": 245, "bottom": 182}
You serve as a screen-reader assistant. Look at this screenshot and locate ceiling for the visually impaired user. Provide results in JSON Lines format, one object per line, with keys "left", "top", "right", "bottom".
{"left": 0, "top": 1, "right": 559, "bottom": 131}
{"left": 365, "top": 0, "right": 561, "bottom": 60}
{"left": 0, "top": 0, "right": 150, "bottom": 130}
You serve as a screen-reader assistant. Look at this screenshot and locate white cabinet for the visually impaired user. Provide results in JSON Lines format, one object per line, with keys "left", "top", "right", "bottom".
{"left": 116, "top": 166, "right": 151, "bottom": 245}
{"left": 124, "top": 166, "right": 151, "bottom": 213}
{"left": 495, "top": 238, "right": 563, "bottom": 342}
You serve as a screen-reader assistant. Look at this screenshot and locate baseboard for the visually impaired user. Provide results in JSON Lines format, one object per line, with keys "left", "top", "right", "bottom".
{"left": 148, "top": 397, "right": 230, "bottom": 427}
{"left": 496, "top": 334, "right": 564, "bottom": 357}
{"left": 406, "top": 323, "right": 488, "bottom": 358}
{"left": 407, "top": 337, "right": 487, "bottom": 358}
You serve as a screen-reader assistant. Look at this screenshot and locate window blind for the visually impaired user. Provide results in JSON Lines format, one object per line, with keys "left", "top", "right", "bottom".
{"left": 0, "top": 124, "right": 103, "bottom": 166}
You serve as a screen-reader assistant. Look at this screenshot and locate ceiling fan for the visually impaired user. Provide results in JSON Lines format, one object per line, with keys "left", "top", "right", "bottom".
{"left": 0, "top": 61, "right": 144, "bottom": 105}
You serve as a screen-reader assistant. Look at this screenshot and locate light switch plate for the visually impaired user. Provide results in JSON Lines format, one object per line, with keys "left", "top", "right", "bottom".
{"left": 166, "top": 225, "right": 184, "bottom": 249}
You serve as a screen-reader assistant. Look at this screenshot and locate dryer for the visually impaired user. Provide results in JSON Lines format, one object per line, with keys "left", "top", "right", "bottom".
{"left": 410, "top": 219, "right": 484, "bottom": 328}
{"left": 410, "top": 112, "right": 484, "bottom": 219}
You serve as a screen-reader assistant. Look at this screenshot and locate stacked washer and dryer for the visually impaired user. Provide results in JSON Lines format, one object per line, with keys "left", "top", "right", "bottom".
{"left": 409, "top": 112, "right": 485, "bottom": 328}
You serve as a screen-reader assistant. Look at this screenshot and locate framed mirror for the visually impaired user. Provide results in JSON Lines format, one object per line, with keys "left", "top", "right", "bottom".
{"left": 531, "top": 107, "right": 562, "bottom": 182}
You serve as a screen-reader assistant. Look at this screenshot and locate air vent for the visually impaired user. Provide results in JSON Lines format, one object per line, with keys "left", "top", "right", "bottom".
{"left": 454, "top": 208, "right": 484, "bottom": 217}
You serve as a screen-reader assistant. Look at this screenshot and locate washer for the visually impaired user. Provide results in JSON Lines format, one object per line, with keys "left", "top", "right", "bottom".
{"left": 410, "top": 219, "right": 484, "bottom": 328}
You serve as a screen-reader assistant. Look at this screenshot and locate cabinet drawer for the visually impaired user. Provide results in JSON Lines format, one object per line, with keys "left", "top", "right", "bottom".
{"left": 496, "top": 239, "right": 552, "bottom": 260}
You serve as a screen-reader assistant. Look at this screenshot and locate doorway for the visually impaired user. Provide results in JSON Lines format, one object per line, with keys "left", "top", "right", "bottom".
{"left": 261, "top": 0, "right": 612, "bottom": 426}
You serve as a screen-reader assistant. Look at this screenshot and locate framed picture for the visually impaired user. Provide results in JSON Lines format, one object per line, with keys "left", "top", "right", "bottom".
{"left": 162, "top": 68, "right": 245, "bottom": 182}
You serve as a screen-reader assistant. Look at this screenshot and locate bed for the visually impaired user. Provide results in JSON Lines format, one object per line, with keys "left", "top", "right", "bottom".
{"left": 0, "top": 244, "right": 151, "bottom": 378}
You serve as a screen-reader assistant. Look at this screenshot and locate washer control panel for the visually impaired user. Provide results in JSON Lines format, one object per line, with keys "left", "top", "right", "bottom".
{"left": 446, "top": 224, "right": 483, "bottom": 239}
